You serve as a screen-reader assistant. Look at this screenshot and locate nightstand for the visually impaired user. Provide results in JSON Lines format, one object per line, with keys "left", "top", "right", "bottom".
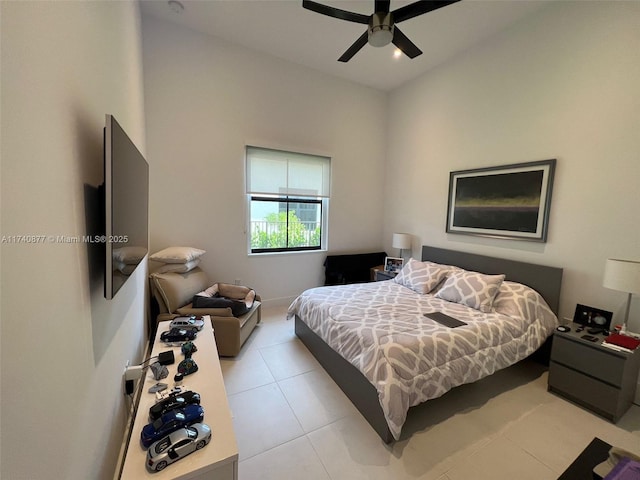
{"left": 374, "top": 269, "right": 397, "bottom": 281}
{"left": 548, "top": 325, "right": 640, "bottom": 422}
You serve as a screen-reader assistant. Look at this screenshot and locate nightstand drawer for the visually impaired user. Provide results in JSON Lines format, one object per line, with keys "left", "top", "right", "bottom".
{"left": 548, "top": 362, "right": 619, "bottom": 416}
{"left": 551, "top": 336, "right": 625, "bottom": 387}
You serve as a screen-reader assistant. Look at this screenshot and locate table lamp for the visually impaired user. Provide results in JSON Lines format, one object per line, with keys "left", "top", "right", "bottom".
{"left": 602, "top": 258, "right": 640, "bottom": 334}
{"left": 392, "top": 233, "right": 411, "bottom": 258}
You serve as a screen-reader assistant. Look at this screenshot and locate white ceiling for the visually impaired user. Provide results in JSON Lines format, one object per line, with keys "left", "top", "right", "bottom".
{"left": 140, "top": 0, "right": 551, "bottom": 92}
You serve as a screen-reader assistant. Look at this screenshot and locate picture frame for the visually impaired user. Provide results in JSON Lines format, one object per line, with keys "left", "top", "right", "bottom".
{"left": 384, "top": 256, "right": 404, "bottom": 273}
{"left": 573, "top": 303, "right": 613, "bottom": 330}
{"left": 446, "top": 159, "right": 556, "bottom": 242}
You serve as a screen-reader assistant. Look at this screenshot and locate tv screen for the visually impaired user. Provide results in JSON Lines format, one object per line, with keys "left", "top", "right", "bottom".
{"left": 104, "top": 114, "right": 149, "bottom": 299}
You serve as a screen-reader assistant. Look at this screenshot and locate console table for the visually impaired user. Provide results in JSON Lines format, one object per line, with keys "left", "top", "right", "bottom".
{"left": 120, "top": 316, "right": 238, "bottom": 479}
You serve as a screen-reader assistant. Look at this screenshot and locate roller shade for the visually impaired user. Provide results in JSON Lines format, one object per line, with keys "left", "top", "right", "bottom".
{"left": 246, "top": 146, "right": 331, "bottom": 198}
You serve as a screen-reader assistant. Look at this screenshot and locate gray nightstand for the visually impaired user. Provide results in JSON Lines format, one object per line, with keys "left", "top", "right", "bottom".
{"left": 548, "top": 325, "right": 640, "bottom": 422}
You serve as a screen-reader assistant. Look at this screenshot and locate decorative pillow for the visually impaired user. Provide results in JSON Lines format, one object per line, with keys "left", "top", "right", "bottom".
{"left": 393, "top": 258, "right": 451, "bottom": 294}
{"left": 156, "top": 259, "right": 200, "bottom": 274}
{"left": 435, "top": 270, "right": 505, "bottom": 312}
{"left": 112, "top": 246, "right": 148, "bottom": 264}
{"left": 150, "top": 246, "right": 206, "bottom": 264}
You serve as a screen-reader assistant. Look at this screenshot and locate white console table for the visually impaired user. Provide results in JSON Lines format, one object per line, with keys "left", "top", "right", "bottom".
{"left": 120, "top": 316, "right": 238, "bottom": 479}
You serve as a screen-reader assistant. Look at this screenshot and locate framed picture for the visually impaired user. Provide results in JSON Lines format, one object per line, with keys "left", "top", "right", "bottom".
{"left": 384, "top": 256, "right": 404, "bottom": 273}
{"left": 446, "top": 159, "right": 556, "bottom": 242}
{"left": 573, "top": 304, "right": 612, "bottom": 330}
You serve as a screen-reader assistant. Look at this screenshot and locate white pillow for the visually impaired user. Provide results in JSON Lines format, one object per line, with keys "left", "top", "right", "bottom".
{"left": 393, "top": 258, "right": 450, "bottom": 294}
{"left": 156, "top": 259, "right": 200, "bottom": 274}
{"left": 150, "top": 246, "right": 206, "bottom": 264}
{"left": 435, "top": 270, "right": 505, "bottom": 313}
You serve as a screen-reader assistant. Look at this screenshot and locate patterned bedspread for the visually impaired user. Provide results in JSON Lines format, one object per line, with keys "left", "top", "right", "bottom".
{"left": 287, "top": 280, "right": 558, "bottom": 439}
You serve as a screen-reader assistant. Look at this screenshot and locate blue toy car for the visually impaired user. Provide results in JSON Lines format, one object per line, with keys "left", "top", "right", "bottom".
{"left": 141, "top": 404, "right": 204, "bottom": 448}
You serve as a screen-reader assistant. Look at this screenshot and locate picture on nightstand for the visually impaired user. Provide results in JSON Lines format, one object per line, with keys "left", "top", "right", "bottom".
{"left": 384, "top": 256, "right": 404, "bottom": 273}
{"left": 573, "top": 304, "right": 613, "bottom": 331}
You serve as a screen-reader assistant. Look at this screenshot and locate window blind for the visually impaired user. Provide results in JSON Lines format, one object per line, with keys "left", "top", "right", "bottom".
{"left": 246, "top": 146, "right": 331, "bottom": 198}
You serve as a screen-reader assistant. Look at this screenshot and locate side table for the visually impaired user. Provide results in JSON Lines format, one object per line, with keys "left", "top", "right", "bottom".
{"left": 548, "top": 325, "right": 640, "bottom": 422}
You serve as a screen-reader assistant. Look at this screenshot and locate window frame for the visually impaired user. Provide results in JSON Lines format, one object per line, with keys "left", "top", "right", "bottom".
{"left": 245, "top": 145, "right": 331, "bottom": 255}
{"left": 249, "top": 195, "right": 325, "bottom": 254}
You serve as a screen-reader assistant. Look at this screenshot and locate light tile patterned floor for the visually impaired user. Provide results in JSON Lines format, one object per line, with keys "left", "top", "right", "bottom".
{"left": 220, "top": 304, "right": 640, "bottom": 480}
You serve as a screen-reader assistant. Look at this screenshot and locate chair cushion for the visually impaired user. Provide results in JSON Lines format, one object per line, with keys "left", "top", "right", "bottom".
{"left": 150, "top": 267, "right": 209, "bottom": 313}
{"left": 175, "top": 303, "right": 234, "bottom": 317}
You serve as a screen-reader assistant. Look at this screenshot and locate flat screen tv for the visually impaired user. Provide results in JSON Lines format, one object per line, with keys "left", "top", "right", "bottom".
{"left": 104, "top": 114, "right": 149, "bottom": 299}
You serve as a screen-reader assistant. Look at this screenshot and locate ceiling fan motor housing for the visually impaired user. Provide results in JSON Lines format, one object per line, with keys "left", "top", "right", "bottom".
{"left": 368, "top": 13, "right": 394, "bottom": 47}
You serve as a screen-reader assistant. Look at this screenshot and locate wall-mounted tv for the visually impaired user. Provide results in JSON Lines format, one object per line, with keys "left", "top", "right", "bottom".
{"left": 104, "top": 114, "right": 149, "bottom": 299}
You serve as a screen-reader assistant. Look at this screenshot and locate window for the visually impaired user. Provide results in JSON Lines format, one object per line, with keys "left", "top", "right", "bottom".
{"left": 246, "top": 146, "right": 331, "bottom": 253}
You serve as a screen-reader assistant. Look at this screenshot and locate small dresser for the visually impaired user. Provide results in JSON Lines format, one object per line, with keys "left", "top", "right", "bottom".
{"left": 548, "top": 325, "right": 640, "bottom": 422}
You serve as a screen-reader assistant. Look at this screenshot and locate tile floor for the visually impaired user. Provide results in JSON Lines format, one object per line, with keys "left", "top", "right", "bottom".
{"left": 220, "top": 304, "right": 640, "bottom": 480}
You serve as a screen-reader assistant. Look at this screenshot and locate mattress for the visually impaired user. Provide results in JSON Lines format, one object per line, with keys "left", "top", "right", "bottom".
{"left": 287, "top": 278, "right": 558, "bottom": 439}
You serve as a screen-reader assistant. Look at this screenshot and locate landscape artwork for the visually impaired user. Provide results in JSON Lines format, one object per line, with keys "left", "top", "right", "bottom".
{"left": 446, "top": 159, "right": 556, "bottom": 242}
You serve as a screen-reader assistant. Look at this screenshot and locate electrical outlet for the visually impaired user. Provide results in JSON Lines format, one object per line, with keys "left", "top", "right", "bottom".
{"left": 234, "top": 279, "right": 241, "bottom": 286}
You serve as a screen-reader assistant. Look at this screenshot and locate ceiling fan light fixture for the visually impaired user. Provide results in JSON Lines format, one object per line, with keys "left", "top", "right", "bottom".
{"left": 302, "top": 0, "right": 461, "bottom": 62}
{"left": 368, "top": 13, "right": 393, "bottom": 47}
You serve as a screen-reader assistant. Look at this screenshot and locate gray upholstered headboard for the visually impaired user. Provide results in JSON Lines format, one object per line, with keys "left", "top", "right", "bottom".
{"left": 422, "top": 246, "right": 563, "bottom": 315}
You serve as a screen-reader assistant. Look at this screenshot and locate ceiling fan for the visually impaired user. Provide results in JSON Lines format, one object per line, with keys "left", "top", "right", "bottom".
{"left": 302, "top": 0, "right": 461, "bottom": 62}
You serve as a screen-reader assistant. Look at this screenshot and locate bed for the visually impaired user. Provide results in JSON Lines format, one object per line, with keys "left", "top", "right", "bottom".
{"left": 288, "top": 245, "right": 563, "bottom": 443}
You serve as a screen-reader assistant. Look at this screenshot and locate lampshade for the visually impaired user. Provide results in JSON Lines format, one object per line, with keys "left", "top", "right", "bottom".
{"left": 392, "top": 233, "right": 411, "bottom": 250}
{"left": 603, "top": 259, "right": 640, "bottom": 294}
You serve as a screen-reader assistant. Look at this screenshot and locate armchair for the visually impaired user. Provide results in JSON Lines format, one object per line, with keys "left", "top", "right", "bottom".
{"left": 149, "top": 267, "right": 261, "bottom": 356}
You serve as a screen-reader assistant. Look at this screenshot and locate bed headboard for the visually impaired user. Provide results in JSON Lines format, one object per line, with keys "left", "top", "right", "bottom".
{"left": 422, "top": 246, "right": 563, "bottom": 315}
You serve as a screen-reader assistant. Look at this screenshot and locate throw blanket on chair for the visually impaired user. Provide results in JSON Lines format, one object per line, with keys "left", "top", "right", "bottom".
{"left": 192, "top": 283, "right": 256, "bottom": 317}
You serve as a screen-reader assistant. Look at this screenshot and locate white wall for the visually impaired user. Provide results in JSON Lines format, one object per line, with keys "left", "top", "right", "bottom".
{"left": 142, "top": 16, "right": 388, "bottom": 304}
{"left": 1, "top": 2, "right": 148, "bottom": 479}
{"left": 385, "top": 1, "right": 640, "bottom": 330}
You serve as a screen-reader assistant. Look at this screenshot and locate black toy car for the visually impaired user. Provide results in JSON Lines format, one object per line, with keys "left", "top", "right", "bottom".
{"left": 149, "top": 390, "right": 201, "bottom": 421}
{"left": 160, "top": 328, "right": 197, "bottom": 343}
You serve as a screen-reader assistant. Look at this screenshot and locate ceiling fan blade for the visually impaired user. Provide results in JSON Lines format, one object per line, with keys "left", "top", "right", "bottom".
{"left": 392, "top": 27, "right": 423, "bottom": 59}
{"left": 393, "top": 0, "right": 460, "bottom": 23}
{"left": 338, "top": 31, "right": 369, "bottom": 62}
{"left": 375, "top": 0, "right": 391, "bottom": 13}
{"left": 302, "top": 0, "right": 370, "bottom": 24}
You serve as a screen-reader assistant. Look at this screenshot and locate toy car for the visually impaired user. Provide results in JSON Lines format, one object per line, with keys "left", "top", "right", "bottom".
{"left": 169, "top": 316, "right": 205, "bottom": 331}
{"left": 149, "top": 390, "right": 201, "bottom": 421}
{"left": 146, "top": 423, "right": 212, "bottom": 472}
{"left": 141, "top": 404, "right": 204, "bottom": 448}
{"left": 160, "top": 328, "right": 197, "bottom": 343}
